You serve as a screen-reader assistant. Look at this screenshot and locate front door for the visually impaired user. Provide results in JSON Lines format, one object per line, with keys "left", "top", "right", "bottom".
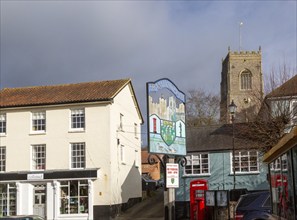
{"left": 33, "top": 185, "right": 46, "bottom": 218}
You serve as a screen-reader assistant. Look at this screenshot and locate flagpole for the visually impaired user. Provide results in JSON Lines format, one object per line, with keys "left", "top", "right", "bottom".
{"left": 239, "top": 22, "right": 243, "bottom": 52}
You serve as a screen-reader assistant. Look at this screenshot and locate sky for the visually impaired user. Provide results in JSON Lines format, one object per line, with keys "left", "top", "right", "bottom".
{"left": 1, "top": 1, "right": 296, "bottom": 143}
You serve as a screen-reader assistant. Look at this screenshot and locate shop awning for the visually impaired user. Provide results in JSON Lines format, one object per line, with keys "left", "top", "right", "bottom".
{"left": 263, "top": 126, "right": 297, "bottom": 163}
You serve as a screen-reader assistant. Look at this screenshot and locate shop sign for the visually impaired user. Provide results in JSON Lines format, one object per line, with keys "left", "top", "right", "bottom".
{"left": 27, "top": 173, "right": 44, "bottom": 180}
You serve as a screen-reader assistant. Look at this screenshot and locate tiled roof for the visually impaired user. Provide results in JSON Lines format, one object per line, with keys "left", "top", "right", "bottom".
{"left": 266, "top": 74, "right": 297, "bottom": 98}
{"left": 0, "top": 79, "right": 131, "bottom": 108}
{"left": 186, "top": 124, "right": 261, "bottom": 152}
{"left": 141, "top": 150, "right": 163, "bottom": 164}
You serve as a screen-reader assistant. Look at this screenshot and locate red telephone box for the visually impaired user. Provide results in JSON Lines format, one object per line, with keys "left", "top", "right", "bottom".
{"left": 190, "top": 179, "right": 208, "bottom": 220}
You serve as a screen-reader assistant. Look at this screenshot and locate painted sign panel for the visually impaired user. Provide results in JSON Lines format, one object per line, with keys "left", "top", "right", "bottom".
{"left": 166, "top": 163, "right": 179, "bottom": 188}
{"left": 147, "top": 78, "right": 186, "bottom": 156}
{"left": 27, "top": 173, "right": 44, "bottom": 180}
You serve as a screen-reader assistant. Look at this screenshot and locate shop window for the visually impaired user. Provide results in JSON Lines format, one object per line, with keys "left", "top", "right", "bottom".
{"left": 269, "top": 152, "right": 295, "bottom": 219}
{"left": 0, "top": 147, "right": 5, "bottom": 172}
{"left": 60, "top": 180, "right": 88, "bottom": 214}
{"left": 184, "top": 153, "right": 210, "bottom": 175}
{"left": 0, "top": 183, "right": 16, "bottom": 217}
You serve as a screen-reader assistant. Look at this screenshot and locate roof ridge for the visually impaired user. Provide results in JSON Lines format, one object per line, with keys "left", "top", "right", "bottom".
{"left": 1, "top": 78, "right": 131, "bottom": 91}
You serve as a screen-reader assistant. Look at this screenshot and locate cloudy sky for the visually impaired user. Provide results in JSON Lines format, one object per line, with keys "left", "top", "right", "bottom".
{"left": 1, "top": 1, "right": 296, "bottom": 140}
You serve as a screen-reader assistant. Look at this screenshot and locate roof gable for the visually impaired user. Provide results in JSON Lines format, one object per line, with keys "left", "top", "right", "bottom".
{"left": 0, "top": 79, "right": 130, "bottom": 108}
{"left": 267, "top": 74, "right": 297, "bottom": 98}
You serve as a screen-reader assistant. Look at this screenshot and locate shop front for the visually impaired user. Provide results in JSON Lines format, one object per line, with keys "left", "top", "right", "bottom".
{"left": 263, "top": 126, "right": 297, "bottom": 220}
{"left": 0, "top": 169, "right": 97, "bottom": 220}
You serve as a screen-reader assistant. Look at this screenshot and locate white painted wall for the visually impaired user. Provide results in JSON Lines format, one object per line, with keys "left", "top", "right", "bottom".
{"left": 0, "top": 82, "right": 142, "bottom": 210}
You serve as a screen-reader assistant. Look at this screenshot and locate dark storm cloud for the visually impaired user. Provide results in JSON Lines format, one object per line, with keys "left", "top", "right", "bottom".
{"left": 1, "top": 1, "right": 296, "bottom": 131}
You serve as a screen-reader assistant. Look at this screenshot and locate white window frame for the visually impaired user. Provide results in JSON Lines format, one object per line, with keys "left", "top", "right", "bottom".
{"left": 32, "top": 144, "right": 46, "bottom": 170}
{"left": 0, "top": 146, "right": 6, "bottom": 172}
{"left": 31, "top": 111, "right": 46, "bottom": 133}
{"left": 0, "top": 113, "right": 6, "bottom": 135}
{"left": 184, "top": 153, "right": 210, "bottom": 176}
{"left": 269, "top": 154, "right": 288, "bottom": 171}
{"left": 231, "top": 150, "right": 259, "bottom": 174}
{"left": 71, "top": 143, "right": 86, "bottom": 169}
{"left": 59, "top": 180, "right": 89, "bottom": 215}
{"left": 70, "top": 108, "right": 85, "bottom": 131}
{"left": 0, "top": 183, "right": 16, "bottom": 216}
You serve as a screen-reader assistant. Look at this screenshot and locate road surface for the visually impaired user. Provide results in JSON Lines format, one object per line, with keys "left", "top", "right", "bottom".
{"left": 114, "top": 188, "right": 164, "bottom": 220}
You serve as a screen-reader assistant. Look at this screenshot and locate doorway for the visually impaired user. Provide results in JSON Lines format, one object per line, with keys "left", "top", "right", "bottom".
{"left": 33, "top": 184, "right": 46, "bottom": 218}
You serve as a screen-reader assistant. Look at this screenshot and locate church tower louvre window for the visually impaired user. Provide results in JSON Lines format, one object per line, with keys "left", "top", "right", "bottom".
{"left": 240, "top": 69, "right": 252, "bottom": 90}
{"left": 220, "top": 47, "right": 264, "bottom": 124}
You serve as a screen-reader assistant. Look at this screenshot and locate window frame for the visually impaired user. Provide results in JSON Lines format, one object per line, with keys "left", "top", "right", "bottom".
{"left": 59, "top": 180, "right": 89, "bottom": 215}
{"left": 70, "top": 108, "right": 85, "bottom": 132}
{"left": 184, "top": 153, "right": 210, "bottom": 176}
{"left": 31, "top": 111, "right": 46, "bottom": 133}
{"left": 231, "top": 150, "right": 260, "bottom": 174}
{"left": 0, "top": 183, "right": 17, "bottom": 216}
{"left": 0, "top": 146, "right": 6, "bottom": 172}
{"left": 0, "top": 113, "right": 6, "bottom": 135}
{"left": 70, "top": 143, "right": 86, "bottom": 169}
{"left": 32, "top": 144, "right": 46, "bottom": 170}
{"left": 240, "top": 70, "right": 252, "bottom": 90}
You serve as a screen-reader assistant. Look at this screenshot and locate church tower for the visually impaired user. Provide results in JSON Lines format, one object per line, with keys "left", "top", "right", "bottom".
{"left": 220, "top": 47, "right": 264, "bottom": 123}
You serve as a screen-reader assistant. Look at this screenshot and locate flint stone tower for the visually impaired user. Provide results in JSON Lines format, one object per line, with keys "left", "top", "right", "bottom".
{"left": 220, "top": 47, "right": 264, "bottom": 123}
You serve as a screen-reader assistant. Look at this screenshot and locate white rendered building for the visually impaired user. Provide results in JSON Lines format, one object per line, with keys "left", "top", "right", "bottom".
{"left": 0, "top": 79, "right": 143, "bottom": 220}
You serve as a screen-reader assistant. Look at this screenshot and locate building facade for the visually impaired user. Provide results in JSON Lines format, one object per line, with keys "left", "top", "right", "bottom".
{"left": 264, "top": 126, "right": 297, "bottom": 220}
{"left": 0, "top": 79, "right": 143, "bottom": 220}
{"left": 175, "top": 125, "right": 269, "bottom": 218}
{"left": 220, "top": 47, "right": 264, "bottom": 123}
{"left": 263, "top": 74, "right": 297, "bottom": 220}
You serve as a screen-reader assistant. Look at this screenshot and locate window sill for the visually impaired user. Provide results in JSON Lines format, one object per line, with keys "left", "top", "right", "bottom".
{"left": 229, "top": 171, "right": 260, "bottom": 175}
{"left": 58, "top": 213, "right": 88, "bottom": 218}
{"left": 30, "top": 131, "right": 46, "bottom": 135}
{"left": 31, "top": 169, "right": 45, "bottom": 172}
{"left": 183, "top": 173, "right": 211, "bottom": 177}
{"left": 69, "top": 129, "right": 85, "bottom": 133}
{"left": 0, "top": 133, "right": 6, "bottom": 137}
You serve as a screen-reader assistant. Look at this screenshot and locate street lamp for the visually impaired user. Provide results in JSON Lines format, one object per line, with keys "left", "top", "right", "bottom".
{"left": 229, "top": 100, "right": 237, "bottom": 190}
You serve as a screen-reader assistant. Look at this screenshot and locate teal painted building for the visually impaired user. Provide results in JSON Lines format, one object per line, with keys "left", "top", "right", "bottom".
{"left": 175, "top": 125, "right": 269, "bottom": 218}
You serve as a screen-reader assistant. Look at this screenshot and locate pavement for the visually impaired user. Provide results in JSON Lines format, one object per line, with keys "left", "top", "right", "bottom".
{"left": 114, "top": 188, "right": 164, "bottom": 220}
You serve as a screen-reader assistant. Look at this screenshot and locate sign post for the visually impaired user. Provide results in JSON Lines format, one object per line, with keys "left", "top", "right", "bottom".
{"left": 146, "top": 78, "right": 186, "bottom": 220}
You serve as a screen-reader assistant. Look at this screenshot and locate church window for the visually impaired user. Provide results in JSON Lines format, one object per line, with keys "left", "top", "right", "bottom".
{"left": 240, "top": 70, "right": 252, "bottom": 90}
